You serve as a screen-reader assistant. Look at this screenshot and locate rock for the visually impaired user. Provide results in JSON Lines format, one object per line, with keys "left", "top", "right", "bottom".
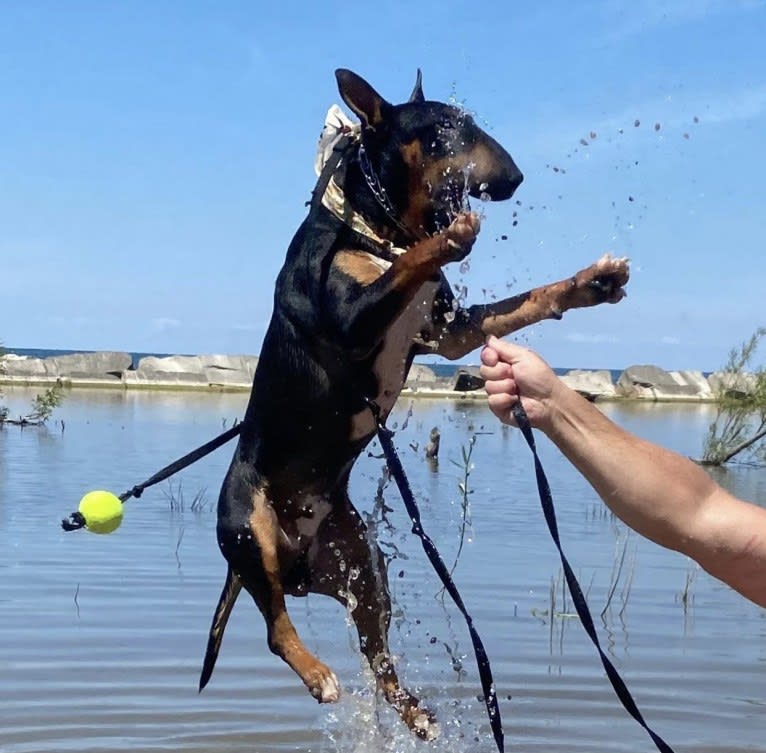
{"left": 406, "top": 363, "right": 438, "bottom": 386}
{"left": 132, "top": 354, "right": 258, "bottom": 388}
{"left": 617, "top": 364, "right": 710, "bottom": 400}
{"left": 452, "top": 366, "right": 484, "bottom": 392}
{"left": 708, "top": 370, "right": 757, "bottom": 398}
{"left": 560, "top": 369, "right": 616, "bottom": 400}
{"left": 669, "top": 370, "right": 713, "bottom": 399}
{"left": 1, "top": 354, "right": 50, "bottom": 377}
{"left": 122, "top": 370, "right": 209, "bottom": 388}
{"left": 47, "top": 351, "right": 131, "bottom": 380}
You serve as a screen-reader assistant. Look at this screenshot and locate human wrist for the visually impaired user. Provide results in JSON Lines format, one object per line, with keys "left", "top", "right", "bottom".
{"left": 536, "top": 378, "right": 576, "bottom": 436}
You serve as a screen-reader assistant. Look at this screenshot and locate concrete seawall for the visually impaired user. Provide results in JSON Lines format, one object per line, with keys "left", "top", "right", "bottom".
{"left": 0, "top": 351, "right": 749, "bottom": 402}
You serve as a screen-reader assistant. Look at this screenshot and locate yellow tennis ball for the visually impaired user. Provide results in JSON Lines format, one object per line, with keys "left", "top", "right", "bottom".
{"left": 78, "top": 490, "right": 124, "bottom": 534}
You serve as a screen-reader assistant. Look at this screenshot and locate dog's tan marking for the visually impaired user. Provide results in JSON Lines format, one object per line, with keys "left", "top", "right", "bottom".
{"left": 465, "top": 142, "right": 499, "bottom": 189}
{"left": 399, "top": 140, "right": 430, "bottom": 235}
{"left": 334, "top": 250, "right": 391, "bottom": 285}
{"left": 247, "top": 489, "right": 340, "bottom": 702}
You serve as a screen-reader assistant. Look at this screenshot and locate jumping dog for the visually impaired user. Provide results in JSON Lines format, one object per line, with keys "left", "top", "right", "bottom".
{"left": 199, "top": 69, "right": 629, "bottom": 739}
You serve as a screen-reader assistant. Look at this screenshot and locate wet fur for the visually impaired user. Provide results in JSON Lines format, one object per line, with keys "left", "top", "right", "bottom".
{"left": 200, "top": 69, "right": 629, "bottom": 738}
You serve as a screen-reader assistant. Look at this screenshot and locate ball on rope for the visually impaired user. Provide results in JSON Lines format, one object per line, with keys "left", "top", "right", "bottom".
{"left": 78, "top": 490, "right": 124, "bottom": 534}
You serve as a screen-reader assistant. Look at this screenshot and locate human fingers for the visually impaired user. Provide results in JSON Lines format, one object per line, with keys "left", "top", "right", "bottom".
{"left": 480, "top": 344, "right": 499, "bottom": 367}
{"left": 484, "top": 376, "right": 516, "bottom": 397}
{"left": 485, "top": 336, "right": 529, "bottom": 365}
{"left": 487, "top": 392, "right": 519, "bottom": 426}
{"left": 480, "top": 360, "right": 513, "bottom": 382}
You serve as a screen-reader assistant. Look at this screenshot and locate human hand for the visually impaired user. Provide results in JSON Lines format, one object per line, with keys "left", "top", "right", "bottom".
{"left": 479, "top": 336, "right": 561, "bottom": 430}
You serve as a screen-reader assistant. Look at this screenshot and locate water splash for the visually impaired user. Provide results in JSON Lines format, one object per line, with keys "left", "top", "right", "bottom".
{"left": 321, "top": 673, "right": 483, "bottom": 753}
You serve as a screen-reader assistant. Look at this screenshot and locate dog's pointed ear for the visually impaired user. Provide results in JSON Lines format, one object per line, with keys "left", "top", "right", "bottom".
{"left": 335, "top": 69, "right": 391, "bottom": 130}
{"left": 408, "top": 69, "right": 425, "bottom": 103}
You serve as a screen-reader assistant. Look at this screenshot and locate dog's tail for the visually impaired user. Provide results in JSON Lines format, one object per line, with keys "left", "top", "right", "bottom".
{"left": 199, "top": 566, "right": 242, "bottom": 691}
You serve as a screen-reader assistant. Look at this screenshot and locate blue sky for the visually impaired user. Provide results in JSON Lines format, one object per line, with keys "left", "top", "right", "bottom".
{"left": 2, "top": 0, "right": 765, "bottom": 370}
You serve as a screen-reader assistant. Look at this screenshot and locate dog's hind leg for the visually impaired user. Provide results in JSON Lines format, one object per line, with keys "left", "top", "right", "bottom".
{"left": 310, "top": 498, "right": 437, "bottom": 740}
{"left": 230, "top": 488, "right": 341, "bottom": 703}
{"left": 199, "top": 566, "right": 242, "bottom": 690}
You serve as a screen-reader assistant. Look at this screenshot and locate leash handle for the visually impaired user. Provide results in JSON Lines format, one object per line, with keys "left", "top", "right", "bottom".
{"left": 511, "top": 402, "right": 675, "bottom": 753}
{"left": 368, "top": 399, "right": 505, "bottom": 753}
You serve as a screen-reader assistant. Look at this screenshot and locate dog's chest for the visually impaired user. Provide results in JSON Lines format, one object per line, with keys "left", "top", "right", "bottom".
{"left": 350, "top": 270, "right": 440, "bottom": 441}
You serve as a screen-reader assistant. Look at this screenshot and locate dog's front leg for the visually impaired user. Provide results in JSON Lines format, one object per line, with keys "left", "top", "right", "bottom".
{"left": 325, "top": 212, "right": 480, "bottom": 354}
{"left": 432, "top": 253, "right": 629, "bottom": 360}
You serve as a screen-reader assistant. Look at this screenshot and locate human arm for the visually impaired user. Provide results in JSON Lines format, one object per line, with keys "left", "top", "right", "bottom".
{"left": 480, "top": 335, "right": 766, "bottom": 608}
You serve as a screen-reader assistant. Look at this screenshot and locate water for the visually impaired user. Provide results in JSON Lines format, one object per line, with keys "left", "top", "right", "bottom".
{"left": 1, "top": 388, "right": 764, "bottom": 753}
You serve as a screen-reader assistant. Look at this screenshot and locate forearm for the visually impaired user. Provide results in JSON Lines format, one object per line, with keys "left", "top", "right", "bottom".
{"left": 542, "top": 384, "right": 717, "bottom": 554}
{"left": 482, "top": 337, "right": 766, "bottom": 606}
{"left": 539, "top": 382, "right": 766, "bottom": 606}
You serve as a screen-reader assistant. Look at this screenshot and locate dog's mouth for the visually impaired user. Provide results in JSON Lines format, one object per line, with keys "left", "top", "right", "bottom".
{"left": 430, "top": 170, "right": 474, "bottom": 232}
{"left": 428, "top": 154, "right": 523, "bottom": 234}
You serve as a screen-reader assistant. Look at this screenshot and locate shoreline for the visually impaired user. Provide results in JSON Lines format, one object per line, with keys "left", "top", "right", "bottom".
{"left": 0, "top": 349, "right": 746, "bottom": 403}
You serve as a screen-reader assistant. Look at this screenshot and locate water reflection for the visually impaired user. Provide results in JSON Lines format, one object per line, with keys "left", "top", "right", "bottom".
{"left": 1, "top": 390, "right": 764, "bottom": 752}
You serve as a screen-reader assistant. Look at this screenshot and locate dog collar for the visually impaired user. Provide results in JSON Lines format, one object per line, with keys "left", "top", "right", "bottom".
{"left": 315, "top": 105, "right": 407, "bottom": 260}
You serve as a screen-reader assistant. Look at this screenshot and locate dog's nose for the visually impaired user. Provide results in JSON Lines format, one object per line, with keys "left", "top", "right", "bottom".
{"left": 491, "top": 161, "right": 524, "bottom": 201}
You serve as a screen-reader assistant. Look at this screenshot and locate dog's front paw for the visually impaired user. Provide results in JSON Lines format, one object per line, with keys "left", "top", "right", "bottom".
{"left": 441, "top": 211, "right": 481, "bottom": 263}
{"left": 570, "top": 253, "right": 630, "bottom": 307}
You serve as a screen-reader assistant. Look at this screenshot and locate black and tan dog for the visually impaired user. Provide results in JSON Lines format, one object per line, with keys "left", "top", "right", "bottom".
{"left": 199, "top": 69, "right": 629, "bottom": 738}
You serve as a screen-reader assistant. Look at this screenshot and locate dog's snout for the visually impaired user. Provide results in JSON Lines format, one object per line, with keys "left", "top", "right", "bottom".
{"left": 489, "top": 162, "right": 524, "bottom": 201}
{"left": 465, "top": 131, "right": 524, "bottom": 202}
{"left": 470, "top": 162, "right": 523, "bottom": 202}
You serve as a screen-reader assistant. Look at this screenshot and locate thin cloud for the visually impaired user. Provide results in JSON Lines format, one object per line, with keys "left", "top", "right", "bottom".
{"left": 520, "top": 81, "right": 766, "bottom": 162}
{"left": 565, "top": 332, "right": 621, "bottom": 344}
{"left": 152, "top": 317, "right": 181, "bottom": 332}
{"left": 601, "top": 0, "right": 764, "bottom": 40}
{"left": 661, "top": 335, "right": 681, "bottom": 345}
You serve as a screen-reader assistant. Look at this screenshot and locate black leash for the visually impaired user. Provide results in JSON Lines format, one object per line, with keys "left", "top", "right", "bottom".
{"left": 59, "top": 114, "right": 673, "bottom": 750}
{"left": 61, "top": 423, "right": 242, "bottom": 531}
{"left": 366, "top": 397, "right": 505, "bottom": 753}
{"left": 63, "top": 131, "right": 355, "bottom": 534}
{"left": 511, "top": 401, "right": 675, "bottom": 753}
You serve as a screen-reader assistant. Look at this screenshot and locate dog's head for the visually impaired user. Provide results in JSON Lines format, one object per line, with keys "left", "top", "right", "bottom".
{"left": 336, "top": 68, "right": 523, "bottom": 239}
